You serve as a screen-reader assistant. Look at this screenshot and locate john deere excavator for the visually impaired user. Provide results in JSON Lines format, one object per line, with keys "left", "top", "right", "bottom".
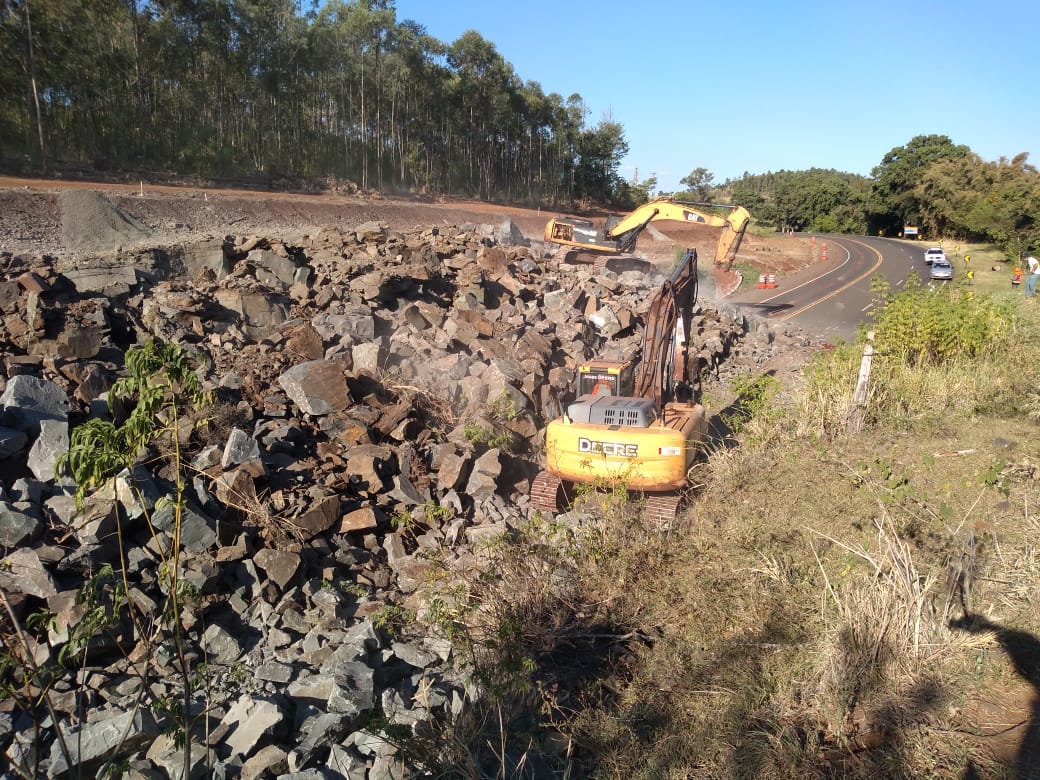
{"left": 530, "top": 247, "right": 709, "bottom": 526}
{"left": 543, "top": 197, "right": 750, "bottom": 269}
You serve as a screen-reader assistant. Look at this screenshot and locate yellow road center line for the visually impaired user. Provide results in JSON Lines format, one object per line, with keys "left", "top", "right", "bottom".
{"left": 776, "top": 238, "right": 884, "bottom": 321}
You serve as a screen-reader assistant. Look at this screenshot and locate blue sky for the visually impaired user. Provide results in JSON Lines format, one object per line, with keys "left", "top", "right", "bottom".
{"left": 391, "top": 0, "right": 1039, "bottom": 194}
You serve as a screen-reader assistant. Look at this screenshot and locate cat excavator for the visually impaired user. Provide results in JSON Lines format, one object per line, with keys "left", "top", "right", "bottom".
{"left": 530, "top": 247, "right": 709, "bottom": 526}
{"left": 543, "top": 197, "right": 750, "bottom": 269}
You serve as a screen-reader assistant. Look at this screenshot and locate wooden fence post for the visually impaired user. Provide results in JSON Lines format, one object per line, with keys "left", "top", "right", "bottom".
{"left": 846, "top": 331, "right": 875, "bottom": 434}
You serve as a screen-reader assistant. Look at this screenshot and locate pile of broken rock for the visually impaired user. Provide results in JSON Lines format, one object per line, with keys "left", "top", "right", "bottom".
{"left": 0, "top": 205, "right": 799, "bottom": 778}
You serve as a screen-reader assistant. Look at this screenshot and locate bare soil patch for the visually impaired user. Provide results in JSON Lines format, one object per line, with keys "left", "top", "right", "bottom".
{"left": 0, "top": 177, "right": 552, "bottom": 257}
{"left": 647, "top": 220, "right": 813, "bottom": 272}
{"left": 0, "top": 176, "right": 814, "bottom": 277}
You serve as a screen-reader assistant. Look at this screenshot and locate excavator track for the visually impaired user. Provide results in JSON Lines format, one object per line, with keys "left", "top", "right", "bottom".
{"left": 561, "top": 249, "right": 608, "bottom": 266}
{"left": 530, "top": 470, "right": 564, "bottom": 514}
{"left": 559, "top": 251, "right": 652, "bottom": 272}
{"left": 642, "top": 494, "right": 682, "bottom": 530}
{"left": 601, "top": 256, "right": 654, "bottom": 275}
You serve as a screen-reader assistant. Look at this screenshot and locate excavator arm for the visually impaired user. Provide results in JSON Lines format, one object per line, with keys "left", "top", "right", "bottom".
{"left": 714, "top": 205, "right": 751, "bottom": 269}
{"left": 633, "top": 248, "right": 699, "bottom": 407}
{"left": 544, "top": 198, "right": 750, "bottom": 267}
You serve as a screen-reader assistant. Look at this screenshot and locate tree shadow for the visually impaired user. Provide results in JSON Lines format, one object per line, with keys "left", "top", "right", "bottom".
{"left": 950, "top": 612, "right": 1040, "bottom": 780}
{"left": 729, "top": 619, "right": 946, "bottom": 780}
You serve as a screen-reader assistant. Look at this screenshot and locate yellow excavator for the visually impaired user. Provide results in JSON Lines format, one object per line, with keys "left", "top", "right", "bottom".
{"left": 531, "top": 247, "right": 709, "bottom": 526}
{"left": 543, "top": 196, "right": 751, "bottom": 268}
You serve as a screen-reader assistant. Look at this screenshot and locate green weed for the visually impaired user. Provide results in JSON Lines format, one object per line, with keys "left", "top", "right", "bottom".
{"left": 463, "top": 422, "right": 521, "bottom": 452}
{"left": 373, "top": 604, "right": 416, "bottom": 638}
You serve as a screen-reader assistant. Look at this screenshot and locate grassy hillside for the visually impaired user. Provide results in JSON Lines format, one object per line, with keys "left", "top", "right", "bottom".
{"left": 403, "top": 279, "right": 1040, "bottom": 779}
{"left": 917, "top": 241, "right": 1024, "bottom": 298}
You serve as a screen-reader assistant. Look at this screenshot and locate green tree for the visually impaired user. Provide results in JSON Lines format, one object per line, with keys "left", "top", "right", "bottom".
{"left": 628, "top": 174, "right": 658, "bottom": 204}
{"left": 335, "top": 0, "right": 396, "bottom": 189}
{"left": 867, "top": 134, "right": 970, "bottom": 237}
{"left": 573, "top": 116, "right": 628, "bottom": 204}
{"left": 0, "top": 0, "right": 48, "bottom": 168}
{"left": 727, "top": 177, "right": 768, "bottom": 218}
{"left": 447, "top": 29, "right": 520, "bottom": 198}
{"left": 0, "top": 0, "right": 607, "bottom": 204}
{"left": 1, "top": 0, "right": 138, "bottom": 168}
{"left": 917, "top": 152, "right": 1040, "bottom": 257}
{"left": 716, "top": 168, "right": 869, "bottom": 234}
{"left": 679, "top": 166, "right": 715, "bottom": 201}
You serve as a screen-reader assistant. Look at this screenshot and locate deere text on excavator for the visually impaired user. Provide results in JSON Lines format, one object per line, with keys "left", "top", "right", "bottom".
{"left": 543, "top": 196, "right": 750, "bottom": 269}
{"left": 531, "top": 247, "right": 709, "bottom": 526}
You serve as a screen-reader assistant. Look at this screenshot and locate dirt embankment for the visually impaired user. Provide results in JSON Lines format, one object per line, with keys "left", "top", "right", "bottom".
{"left": 0, "top": 177, "right": 549, "bottom": 258}
{"left": 0, "top": 176, "right": 813, "bottom": 277}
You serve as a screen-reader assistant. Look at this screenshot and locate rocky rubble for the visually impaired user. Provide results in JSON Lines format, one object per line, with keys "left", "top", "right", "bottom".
{"left": 0, "top": 193, "right": 807, "bottom": 778}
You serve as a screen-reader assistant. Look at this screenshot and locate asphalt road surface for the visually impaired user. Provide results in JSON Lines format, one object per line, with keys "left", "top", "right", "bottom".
{"left": 730, "top": 235, "right": 928, "bottom": 341}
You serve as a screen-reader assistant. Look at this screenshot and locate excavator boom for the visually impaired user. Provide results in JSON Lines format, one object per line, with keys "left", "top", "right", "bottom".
{"left": 714, "top": 204, "right": 751, "bottom": 269}
{"left": 634, "top": 248, "right": 698, "bottom": 406}
{"left": 543, "top": 197, "right": 750, "bottom": 267}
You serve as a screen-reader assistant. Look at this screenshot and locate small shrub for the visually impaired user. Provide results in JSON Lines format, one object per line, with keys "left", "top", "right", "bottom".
{"left": 463, "top": 421, "right": 520, "bottom": 452}
{"left": 731, "top": 260, "right": 762, "bottom": 288}
{"left": 723, "top": 373, "right": 781, "bottom": 435}
{"left": 424, "top": 500, "right": 453, "bottom": 524}
{"left": 390, "top": 507, "right": 417, "bottom": 534}
{"left": 867, "top": 274, "right": 1017, "bottom": 366}
{"left": 51, "top": 339, "right": 214, "bottom": 776}
{"left": 801, "top": 281, "right": 1040, "bottom": 434}
{"left": 486, "top": 391, "right": 520, "bottom": 422}
{"left": 372, "top": 604, "right": 416, "bottom": 638}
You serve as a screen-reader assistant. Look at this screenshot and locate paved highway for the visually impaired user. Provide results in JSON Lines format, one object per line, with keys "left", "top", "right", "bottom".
{"left": 728, "top": 236, "right": 929, "bottom": 341}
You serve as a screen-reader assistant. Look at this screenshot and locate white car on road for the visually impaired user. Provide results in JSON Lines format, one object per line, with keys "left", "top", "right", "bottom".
{"left": 924, "top": 247, "right": 946, "bottom": 265}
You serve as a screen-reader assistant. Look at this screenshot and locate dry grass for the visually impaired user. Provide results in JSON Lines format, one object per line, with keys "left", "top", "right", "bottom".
{"left": 797, "top": 295, "right": 1039, "bottom": 438}
{"left": 551, "top": 411, "right": 1040, "bottom": 777}
{"left": 397, "top": 297, "right": 1040, "bottom": 778}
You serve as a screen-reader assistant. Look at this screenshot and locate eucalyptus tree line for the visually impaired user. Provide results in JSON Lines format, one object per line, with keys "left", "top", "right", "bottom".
{"left": 5, "top": 1, "right": 1037, "bottom": 241}
{"left": 0, "top": 0, "right": 627, "bottom": 206}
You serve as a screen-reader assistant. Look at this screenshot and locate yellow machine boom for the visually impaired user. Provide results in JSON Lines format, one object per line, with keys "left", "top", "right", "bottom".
{"left": 544, "top": 197, "right": 750, "bottom": 266}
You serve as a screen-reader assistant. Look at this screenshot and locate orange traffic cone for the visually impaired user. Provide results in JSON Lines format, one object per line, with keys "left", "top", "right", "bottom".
{"left": 822, "top": 242, "right": 828, "bottom": 261}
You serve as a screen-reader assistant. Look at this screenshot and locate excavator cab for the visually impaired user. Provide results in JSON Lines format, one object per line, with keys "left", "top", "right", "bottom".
{"left": 545, "top": 217, "right": 612, "bottom": 249}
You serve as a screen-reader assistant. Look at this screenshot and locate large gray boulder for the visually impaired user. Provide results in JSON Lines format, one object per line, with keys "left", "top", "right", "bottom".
{"left": 0, "top": 375, "right": 68, "bottom": 436}
{"left": 47, "top": 708, "right": 160, "bottom": 777}
{"left": 0, "top": 547, "right": 56, "bottom": 598}
{"left": 278, "top": 360, "right": 352, "bottom": 416}
{"left": 27, "top": 417, "right": 68, "bottom": 482}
